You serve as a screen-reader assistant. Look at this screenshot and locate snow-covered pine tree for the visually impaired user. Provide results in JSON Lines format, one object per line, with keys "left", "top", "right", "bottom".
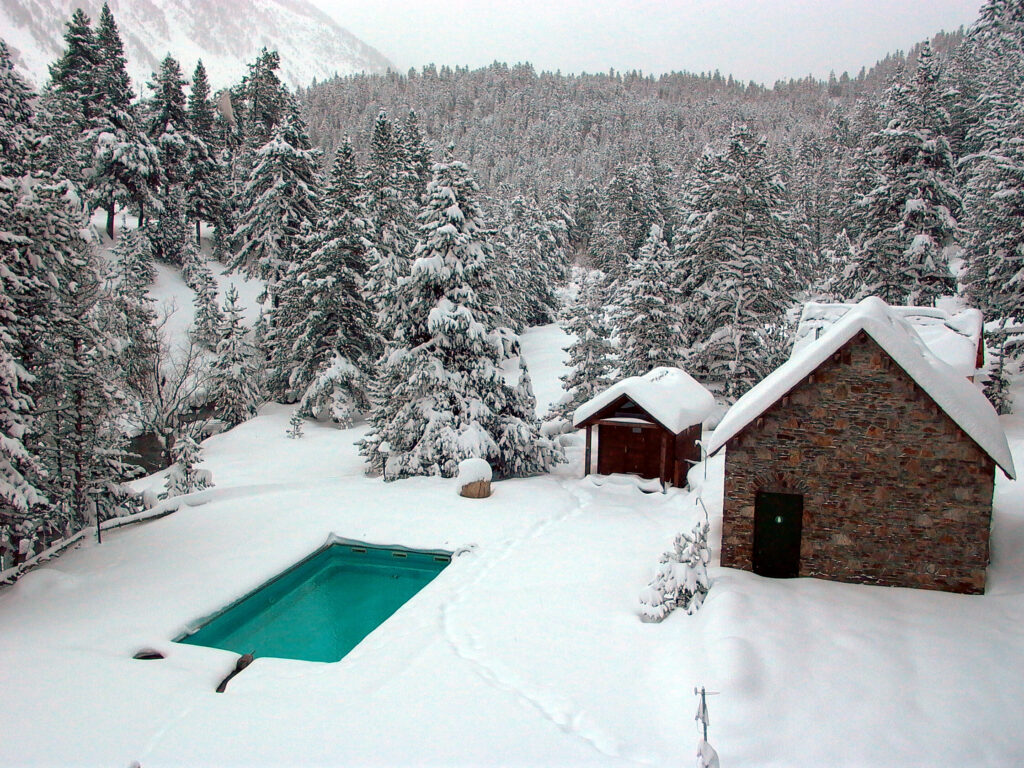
{"left": 181, "top": 242, "right": 223, "bottom": 348}
{"left": 47, "top": 8, "right": 101, "bottom": 133}
{"left": 616, "top": 223, "right": 683, "bottom": 378}
{"left": 208, "top": 285, "right": 260, "bottom": 427}
{"left": 228, "top": 112, "right": 320, "bottom": 285}
{"left": 401, "top": 109, "right": 432, "bottom": 201}
{"left": 844, "top": 47, "right": 960, "bottom": 306}
{"left": 960, "top": 86, "right": 1024, "bottom": 413}
{"left": 547, "top": 270, "right": 614, "bottom": 427}
{"left": 146, "top": 55, "right": 194, "bottom": 264}
{"left": 0, "top": 253, "right": 47, "bottom": 562}
{"left": 359, "top": 154, "right": 561, "bottom": 480}
{"left": 286, "top": 140, "right": 376, "bottom": 424}
{"left": 0, "top": 41, "right": 35, "bottom": 178}
{"left": 163, "top": 431, "right": 210, "bottom": 498}
{"left": 678, "top": 128, "right": 795, "bottom": 399}
{"left": 109, "top": 228, "right": 158, "bottom": 390}
{"left": 150, "top": 181, "right": 189, "bottom": 265}
{"left": 147, "top": 54, "right": 190, "bottom": 186}
{"left": 37, "top": 232, "right": 132, "bottom": 533}
{"left": 185, "top": 60, "right": 229, "bottom": 244}
{"left": 498, "top": 195, "right": 564, "bottom": 328}
{"left": 83, "top": 4, "right": 162, "bottom": 237}
{"left": 591, "top": 161, "right": 663, "bottom": 284}
{"left": 237, "top": 48, "right": 288, "bottom": 147}
{"left": 639, "top": 519, "right": 711, "bottom": 622}
{"left": 362, "top": 111, "right": 418, "bottom": 343}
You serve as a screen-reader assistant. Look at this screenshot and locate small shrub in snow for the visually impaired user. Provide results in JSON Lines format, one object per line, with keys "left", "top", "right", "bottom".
{"left": 287, "top": 410, "right": 304, "bottom": 439}
{"left": 163, "top": 433, "right": 211, "bottom": 498}
{"left": 639, "top": 520, "right": 710, "bottom": 622}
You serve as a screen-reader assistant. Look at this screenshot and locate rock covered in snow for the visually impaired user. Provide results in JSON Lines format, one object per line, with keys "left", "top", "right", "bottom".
{"left": 457, "top": 457, "right": 492, "bottom": 484}
{"left": 457, "top": 458, "right": 492, "bottom": 498}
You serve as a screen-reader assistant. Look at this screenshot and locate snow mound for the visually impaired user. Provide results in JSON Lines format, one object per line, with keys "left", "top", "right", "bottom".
{"left": 457, "top": 457, "right": 493, "bottom": 484}
{"left": 709, "top": 297, "right": 1015, "bottom": 479}
{"left": 573, "top": 366, "right": 714, "bottom": 434}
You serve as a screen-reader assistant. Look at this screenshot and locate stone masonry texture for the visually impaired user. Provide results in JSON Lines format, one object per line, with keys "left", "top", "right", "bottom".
{"left": 720, "top": 331, "right": 997, "bottom": 594}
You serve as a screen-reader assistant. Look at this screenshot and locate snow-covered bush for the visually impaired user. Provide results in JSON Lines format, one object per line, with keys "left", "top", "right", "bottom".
{"left": 639, "top": 519, "right": 711, "bottom": 622}
{"left": 163, "top": 433, "right": 211, "bottom": 498}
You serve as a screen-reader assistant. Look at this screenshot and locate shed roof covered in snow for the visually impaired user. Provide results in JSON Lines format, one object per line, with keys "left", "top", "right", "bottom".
{"left": 708, "top": 297, "right": 1015, "bottom": 478}
{"left": 792, "top": 302, "right": 983, "bottom": 379}
{"left": 573, "top": 366, "right": 715, "bottom": 434}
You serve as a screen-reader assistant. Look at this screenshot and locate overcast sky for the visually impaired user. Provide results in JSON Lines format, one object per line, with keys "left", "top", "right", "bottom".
{"left": 309, "top": 0, "right": 984, "bottom": 85}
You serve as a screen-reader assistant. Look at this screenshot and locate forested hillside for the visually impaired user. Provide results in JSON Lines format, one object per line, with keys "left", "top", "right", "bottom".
{"left": 1, "top": 0, "right": 1021, "bottom": 577}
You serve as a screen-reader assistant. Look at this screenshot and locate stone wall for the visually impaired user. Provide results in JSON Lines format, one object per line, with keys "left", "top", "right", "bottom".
{"left": 720, "top": 331, "right": 997, "bottom": 594}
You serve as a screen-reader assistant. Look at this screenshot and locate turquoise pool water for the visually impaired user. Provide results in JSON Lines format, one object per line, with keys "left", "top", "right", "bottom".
{"left": 177, "top": 542, "right": 451, "bottom": 663}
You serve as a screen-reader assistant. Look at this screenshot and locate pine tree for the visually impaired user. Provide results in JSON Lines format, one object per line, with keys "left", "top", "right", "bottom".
{"left": 109, "top": 228, "right": 158, "bottom": 390}
{"left": 285, "top": 140, "right": 376, "bottom": 424}
{"left": 0, "top": 41, "right": 36, "bottom": 177}
{"left": 845, "top": 48, "right": 960, "bottom": 305}
{"left": 547, "top": 271, "right": 614, "bottom": 426}
{"left": 0, "top": 254, "right": 47, "bottom": 557}
{"left": 961, "top": 89, "right": 1024, "bottom": 413}
{"left": 401, "top": 109, "right": 432, "bottom": 200}
{"left": 360, "top": 155, "right": 560, "bottom": 479}
{"left": 181, "top": 243, "right": 223, "bottom": 348}
{"left": 163, "top": 432, "right": 210, "bottom": 498}
{"left": 498, "top": 195, "right": 564, "bottom": 328}
{"left": 185, "top": 60, "right": 228, "bottom": 244}
{"left": 237, "top": 49, "right": 288, "bottom": 146}
{"left": 37, "top": 238, "right": 132, "bottom": 532}
{"left": 363, "top": 111, "right": 417, "bottom": 343}
{"left": 209, "top": 285, "right": 260, "bottom": 427}
{"left": 639, "top": 519, "right": 711, "bottom": 622}
{"left": 228, "top": 112, "right": 320, "bottom": 284}
{"left": 147, "top": 55, "right": 190, "bottom": 185}
{"left": 592, "top": 160, "right": 665, "bottom": 284}
{"left": 82, "top": 4, "right": 162, "bottom": 238}
{"left": 287, "top": 410, "right": 304, "bottom": 439}
{"left": 616, "top": 223, "right": 683, "bottom": 377}
{"left": 678, "top": 129, "right": 795, "bottom": 399}
{"left": 48, "top": 9, "right": 102, "bottom": 130}
{"left": 151, "top": 182, "right": 189, "bottom": 265}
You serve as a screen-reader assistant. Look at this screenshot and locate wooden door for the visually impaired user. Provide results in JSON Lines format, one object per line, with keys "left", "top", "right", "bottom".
{"left": 597, "top": 425, "right": 661, "bottom": 479}
{"left": 753, "top": 492, "right": 804, "bottom": 578}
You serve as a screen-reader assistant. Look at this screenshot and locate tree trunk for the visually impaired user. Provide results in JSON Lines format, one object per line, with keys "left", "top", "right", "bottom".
{"left": 138, "top": 201, "right": 145, "bottom": 228}
{"left": 196, "top": 219, "right": 202, "bottom": 244}
{"left": 106, "top": 201, "right": 115, "bottom": 239}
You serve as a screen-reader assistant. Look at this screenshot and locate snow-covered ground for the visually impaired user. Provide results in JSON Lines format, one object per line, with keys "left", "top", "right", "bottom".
{"left": 2, "top": 293, "right": 1024, "bottom": 764}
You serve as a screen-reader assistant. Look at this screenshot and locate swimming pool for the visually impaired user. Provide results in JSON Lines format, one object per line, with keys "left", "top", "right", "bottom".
{"left": 177, "top": 540, "right": 452, "bottom": 663}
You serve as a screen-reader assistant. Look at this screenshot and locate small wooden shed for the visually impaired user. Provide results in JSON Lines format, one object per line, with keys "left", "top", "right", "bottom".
{"left": 573, "top": 367, "right": 715, "bottom": 487}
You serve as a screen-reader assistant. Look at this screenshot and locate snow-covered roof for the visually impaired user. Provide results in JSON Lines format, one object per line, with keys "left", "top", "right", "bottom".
{"left": 573, "top": 367, "right": 714, "bottom": 434}
{"left": 708, "top": 297, "right": 1015, "bottom": 478}
{"left": 792, "top": 302, "right": 983, "bottom": 379}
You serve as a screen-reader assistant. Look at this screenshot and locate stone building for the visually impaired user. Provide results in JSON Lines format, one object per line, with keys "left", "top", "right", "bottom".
{"left": 707, "top": 297, "right": 1015, "bottom": 594}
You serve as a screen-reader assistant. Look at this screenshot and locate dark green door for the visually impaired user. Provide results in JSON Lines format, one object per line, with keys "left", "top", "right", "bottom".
{"left": 753, "top": 492, "right": 804, "bottom": 578}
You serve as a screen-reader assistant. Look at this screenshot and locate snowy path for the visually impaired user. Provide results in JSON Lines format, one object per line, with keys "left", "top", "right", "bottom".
{"left": 439, "top": 480, "right": 651, "bottom": 764}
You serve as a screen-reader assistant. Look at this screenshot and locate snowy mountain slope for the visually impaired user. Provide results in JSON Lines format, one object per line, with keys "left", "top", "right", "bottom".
{"left": 0, "top": 0, "right": 393, "bottom": 89}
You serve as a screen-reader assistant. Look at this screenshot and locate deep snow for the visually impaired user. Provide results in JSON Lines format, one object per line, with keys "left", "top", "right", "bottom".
{"left": 2, "top": 313, "right": 1024, "bottom": 765}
